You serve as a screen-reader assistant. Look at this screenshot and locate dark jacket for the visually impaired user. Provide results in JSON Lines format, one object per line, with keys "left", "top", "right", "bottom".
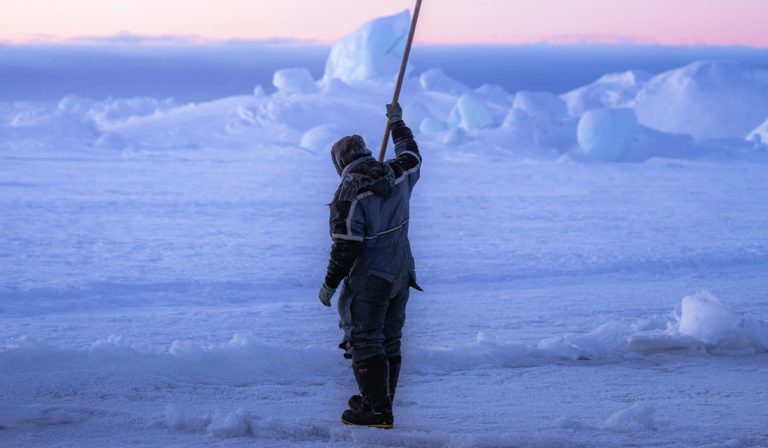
{"left": 324, "top": 120, "right": 421, "bottom": 289}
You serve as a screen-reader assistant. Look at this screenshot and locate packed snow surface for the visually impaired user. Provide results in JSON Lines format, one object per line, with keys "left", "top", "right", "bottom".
{"left": 2, "top": 146, "right": 767, "bottom": 448}
{"left": 2, "top": 10, "right": 768, "bottom": 448}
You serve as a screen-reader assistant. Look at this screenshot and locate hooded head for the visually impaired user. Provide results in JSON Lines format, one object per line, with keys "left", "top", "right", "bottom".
{"left": 331, "top": 135, "right": 372, "bottom": 176}
{"left": 330, "top": 135, "right": 394, "bottom": 199}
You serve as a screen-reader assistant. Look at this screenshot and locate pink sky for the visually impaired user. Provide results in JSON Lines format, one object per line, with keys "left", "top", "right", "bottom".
{"left": 1, "top": 0, "right": 767, "bottom": 46}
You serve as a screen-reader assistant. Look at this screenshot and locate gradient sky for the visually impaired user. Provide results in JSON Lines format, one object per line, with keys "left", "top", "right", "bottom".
{"left": 1, "top": 0, "right": 767, "bottom": 46}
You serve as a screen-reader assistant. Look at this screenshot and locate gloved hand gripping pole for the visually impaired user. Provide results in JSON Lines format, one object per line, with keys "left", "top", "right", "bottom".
{"left": 377, "top": 0, "right": 423, "bottom": 162}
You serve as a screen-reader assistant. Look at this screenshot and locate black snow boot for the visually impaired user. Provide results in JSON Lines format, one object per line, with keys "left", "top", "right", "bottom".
{"left": 348, "top": 355, "right": 401, "bottom": 411}
{"left": 342, "top": 355, "right": 393, "bottom": 429}
{"left": 388, "top": 355, "right": 402, "bottom": 400}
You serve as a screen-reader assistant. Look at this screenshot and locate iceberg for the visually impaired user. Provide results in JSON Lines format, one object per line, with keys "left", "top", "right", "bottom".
{"left": 322, "top": 10, "right": 410, "bottom": 84}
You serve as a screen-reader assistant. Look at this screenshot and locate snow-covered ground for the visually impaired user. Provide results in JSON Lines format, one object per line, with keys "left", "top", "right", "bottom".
{"left": 2, "top": 10, "right": 768, "bottom": 448}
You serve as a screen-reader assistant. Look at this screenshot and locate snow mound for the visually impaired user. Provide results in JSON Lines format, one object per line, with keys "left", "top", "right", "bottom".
{"left": 419, "top": 117, "right": 447, "bottom": 134}
{"left": 577, "top": 108, "right": 639, "bottom": 161}
{"left": 747, "top": 117, "right": 768, "bottom": 147}
{"left": 162, "top": 405, "right": 333, "bottom": 440}
{"left": 678, "top": 291, "right": 742, "bottom": 344}
{"left": 562, "top": 70, "right": 652, "bottom": 116}
{"left": 475, "top": 83, "right": 513, "bottom": 107}
{"left": 159, "top": 405, "right": 569, "bottom": 447}
{"left": 8, "top": 108, "right": 99, "bottom": 139}
{"left": 447, "top": 93, "right": 495, "bottom": 130}
{"left": 535, "top": 291, "right": 768, "bottom": 361}
{"left": 300, "top": 124, "right": 339, "bottom": 153}
{"left": 576, "top": 108, "right": 710, "bottom": 162}
{"left": 58, "top": 95, "right": 175, "bottom": 123}
{"left": 603, "top": 403, "right": 665, "bottom": 432}
{"left": 273, "top": 68, "right": 318, "bottom": 95}
{"left": 513, "top": 91, "right": 568, "bottom": 120}
{"left": 0, "top": 106, "right": 101, "bottom": 151}
{"left": 88, "top": 96, "right": 176, "bottom": 122}
{"left": 635, "top": 61, "right": 768, "bottom": 139}
{"left": 323, "top": 10, "right": 410, "bottom": 84}
{"left": 500, "top": 109, "right": 538, "bottom": 136}
{"left": 623, "top": 291, "right": 768, "bottom": 355}
{"left": 419, "top": 68, "right": 469, "bottom": 95}
{"left": 57, "top": 94, "right": 97, "bottom": 114}
{"left": 94, "top": 131, "right": 133, "bottom": 150}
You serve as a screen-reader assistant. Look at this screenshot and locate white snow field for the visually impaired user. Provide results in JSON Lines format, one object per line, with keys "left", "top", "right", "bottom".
{"left": 2, "top": 10, "right": 768, "bottom": 448}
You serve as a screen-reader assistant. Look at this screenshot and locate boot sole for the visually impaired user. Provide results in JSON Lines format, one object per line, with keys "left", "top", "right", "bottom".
{"left": 341, "top": 418, "right": 393, "bottom": 429}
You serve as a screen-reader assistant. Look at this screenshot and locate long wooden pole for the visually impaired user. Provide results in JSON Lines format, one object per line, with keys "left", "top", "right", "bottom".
{"left": 378, "top": 0, "right": 423, "bottom": 162}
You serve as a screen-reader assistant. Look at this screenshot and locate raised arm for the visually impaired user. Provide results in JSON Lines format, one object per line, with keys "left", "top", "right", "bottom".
{"left": 386, "top": 103, "right": 421, "bottom": 186}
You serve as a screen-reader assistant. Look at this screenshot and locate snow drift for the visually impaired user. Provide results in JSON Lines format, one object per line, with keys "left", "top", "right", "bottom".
{"left": 2, "top": 292, "right": 765, "bottom": 379}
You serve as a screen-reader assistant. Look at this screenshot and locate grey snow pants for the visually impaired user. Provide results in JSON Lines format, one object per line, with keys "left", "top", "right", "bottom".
{"left": 337, "top": 271, "right": 410, "bottom": 363}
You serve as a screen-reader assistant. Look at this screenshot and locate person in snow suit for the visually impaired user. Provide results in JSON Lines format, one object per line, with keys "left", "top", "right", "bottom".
{"left": 318, "top": 103, "right": 422, "bottom": 429}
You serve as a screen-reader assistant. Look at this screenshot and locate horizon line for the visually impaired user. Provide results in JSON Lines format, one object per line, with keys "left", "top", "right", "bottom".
{"left": 2, "top": 33, "right": 768, "bottom": 50}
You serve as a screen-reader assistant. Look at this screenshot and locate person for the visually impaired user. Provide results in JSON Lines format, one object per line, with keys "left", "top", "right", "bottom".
{"left": 318, "top": 103, "right": 422, "bottom": 429}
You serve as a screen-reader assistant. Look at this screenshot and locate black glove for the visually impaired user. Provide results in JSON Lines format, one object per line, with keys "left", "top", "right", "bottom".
{"left": 318, "top": 283, "right": 336, "bottom": 307}
{"left": 386, "top": 103, "right": 403, "bottom": 124}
